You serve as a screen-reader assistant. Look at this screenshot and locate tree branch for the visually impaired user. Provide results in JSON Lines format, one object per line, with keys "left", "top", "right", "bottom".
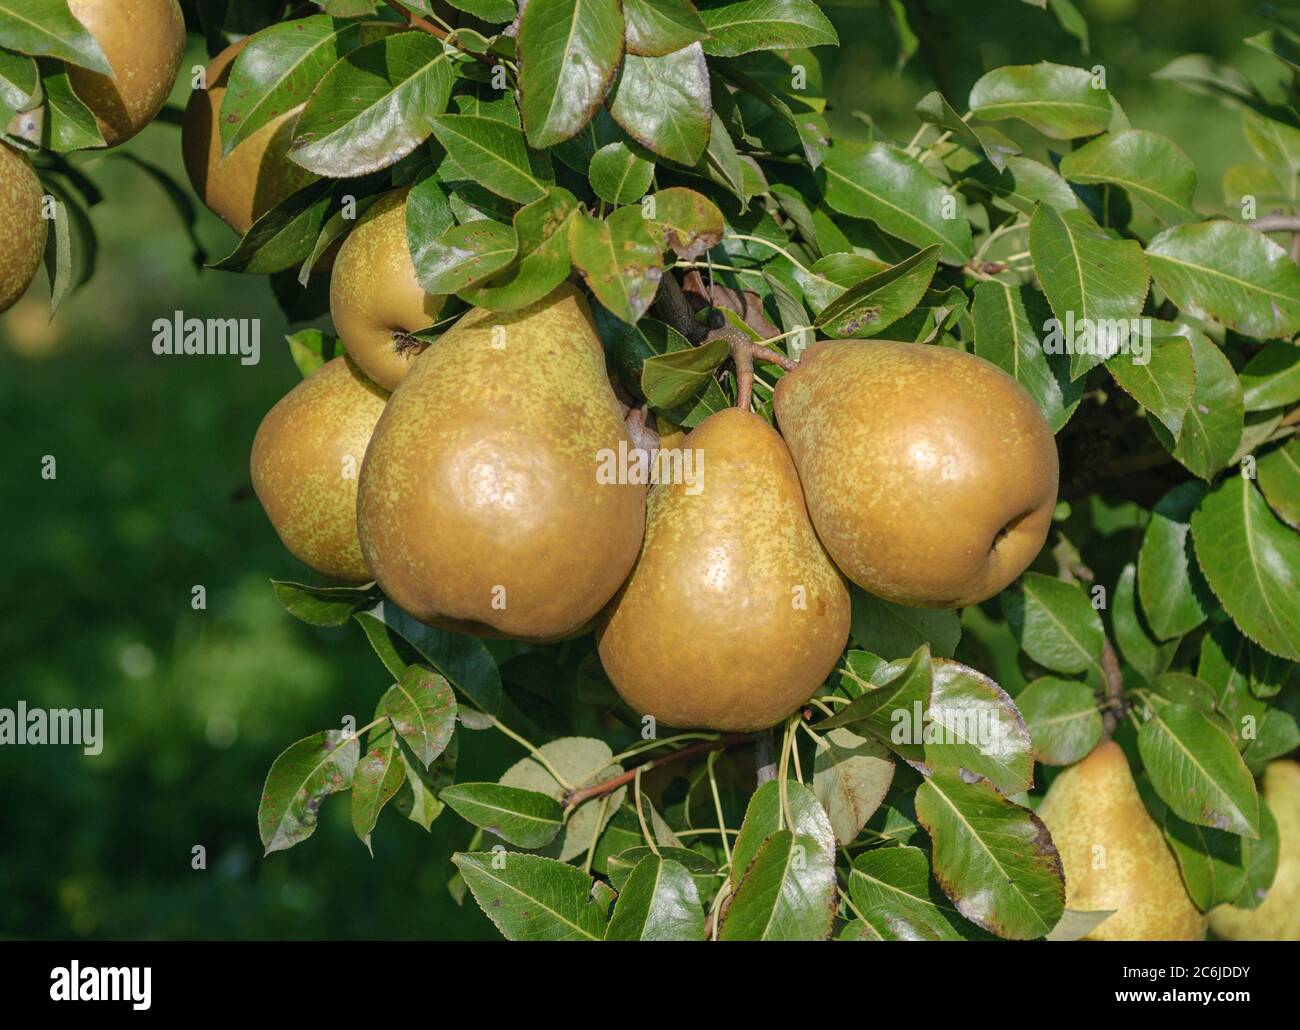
{"left": 562, "top": 734, "right": 750, "bottom": 810}
{"left": 379, "top": 0, "right": 494, "bottom": 65}
{"left": 752, "top": 729, "right": 777, "bottom": 785}
{"left": 654, "top": 271, "right": 707, "bottom": 344}
{"left": 1248, "top": 214, "right": 1300, "bottom": 233}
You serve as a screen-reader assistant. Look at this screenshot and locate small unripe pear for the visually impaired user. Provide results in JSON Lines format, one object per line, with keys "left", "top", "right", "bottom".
{"left": 774, "top": 340, "right": 1058, "bottom": 608}
{"left": 1210, "top": 760, "right": 1300, "bottom": 940}
{"left": 1038, "top": 740, "right": 1205, "bottom": 940}
{"left": 181, "top": 40, "right": 317, "bottom": 236}
{"left": 330, "top": 191, "right": 444, "bottom": 391}
{"left": 251, "top": 356, "right": 388, "bottom": 583}
{"left": 0, "top": 143, "right": 47, "bottom": 315}
{"left": 66, "top": 0, "right": 186, "bottom": 147}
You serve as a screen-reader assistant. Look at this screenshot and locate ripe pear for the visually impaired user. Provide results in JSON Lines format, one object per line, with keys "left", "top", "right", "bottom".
{"left": 0, "top": 144, "right": 47, "bottom": 315}
{"left": 596, "top": 408, "right": 850, "bottom": 732}
{"left": 181, "top": 40, "right": 317, "bottom": 236}
{"left": 773, "top": 340, "right": 1058, "bottom": 608}
{"left": 330, "top": 190, "right": 444, "bottom": 390}
{"left": 357, "top": 284, "right": 645, "bottom": 639}
{"left": 1038, "top": 740, "right": 1205, "bottom": 940}
{"left": 251, "top": 355, "right": 388, "bottom": 583}
{"left": 1209, "top": 759, "right": 1300, "bottom": 940}
{"left": 66, "top": 0, "right": 186, "bottom": 147}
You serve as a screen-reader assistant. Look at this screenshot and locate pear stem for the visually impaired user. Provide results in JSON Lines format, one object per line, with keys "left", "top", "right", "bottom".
{"left": 1100, "top": 638, "right": 1126, "bottom": 740}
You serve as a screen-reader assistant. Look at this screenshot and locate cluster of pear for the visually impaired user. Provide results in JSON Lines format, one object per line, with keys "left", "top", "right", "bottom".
{"left": 0, "top": 0, "right": 186, "bottom": 316}
{"left": 1039, "top": 743, "right": 1300, "bottom": 940}
{"left": 251, "top": 231, "right": 1059, "bottom": 731}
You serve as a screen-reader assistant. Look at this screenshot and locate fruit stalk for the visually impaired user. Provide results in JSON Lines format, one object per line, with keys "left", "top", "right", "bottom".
{"left": 562, "top": 734, "right": 751, "bottom": 810}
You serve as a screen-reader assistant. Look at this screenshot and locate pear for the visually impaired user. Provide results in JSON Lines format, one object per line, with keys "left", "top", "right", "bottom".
{"left": 1209, "top": 759, "right": 1300, "bottom": 940}
{"left": 251, "top": 355, "right": 388, "bottom": 583}
{"left": 181, "top": 40, "right": 317, "bottom": 237}
{"left": 330, "top": 190, "right": 444, "bottom": 390}
{"left": 66, "top": 0, "right": 186, "bottom": 147}
{"left": 0, "top": 144, "right": 47, "bottom": 315}
{"left": 357, "top": 284, "right": 645, "bottom": 640}
{"left": 773, "top": 340, "right": 1058, "bottom": 608}
{"left": 596, "top": 408, "right": 850, "bottom": 732}
{"left": 1038, "top": 740, "right": 1205, "bottom": 940}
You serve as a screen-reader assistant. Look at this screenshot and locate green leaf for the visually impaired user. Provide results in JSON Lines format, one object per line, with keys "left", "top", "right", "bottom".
{"left": 729, "top": 779, "right": 835, "bottom": 892}
{"left": 608, "top": 43, "right": 711, "bottom": 165}
{"left": 1002, "top": 572, "right": 1104, "bottom": 676}
{"left": 429, "top": 113, "right": 552, "bottom": 204}
{"left": 351, "top": 715, "right": 405, "bottom": 853}
{"left": 972, "top": 280, "right": 1081, "bottom": 432}
{"left": 1162, "top": 805, "right": 1266, "bottom": 912}
{"left": 924, "top": 658, "right": 1035, "bottom": 794}
{"left": 259, "top": 730, "right": 359, "bottom": 854}
{"left": 1240, "top": 343, "right": 1300, "bottom": 412}
{"left": 966, "top": 155, "right": 1084, "bottom": 218}
{"left": 284, "top": 328, "right": 343, "bottom": 378}
{"left": 1058, "top": 130, "right": 1197, "bottom": 223}
{"left": 968, "top": 61, "right": 1111, "bottom": 139}
{"left": 605, "top": 845, "right": 720, "bottom": 891}
{"left": 1148, "top": 329, "right": 1243, "bottom": 481}
{"left": 271, "top": 579, "right": 376, "bottom": 626}
{"left": 458, "top": 187, "right": 577, "bottom": 312}
{"left": 1028, "top": 203, "right": 1149, "bottom": 379}
{"left": 700, "top": 0, "right": 837, "bottom": 58}
{"left": 392, "top": 734, "right": 457, "bottom": 830}
{"left": 605, "top": 855, "right": 705, "bottom": 940}
{"left": 1112, "top": 563, "right": 1178, "bottom": 681}
{"left": 847, "top": 846, "right": 969, "bottom": 940}
{"left": 640, "top": 334, "right": 730, "bottom": 407}
{"left": 0, "top": 47, "right": 37, "bottom": 110}
{"left": 0, "top": 0, "right": 110, "bottom": 74}
{"left": 441, "top": 783, "right": 564, "bottom": 848}
{"left": 211, "top": 178, "right": 338, "bottom": 274}
{"left": 497, "top": 738, "right": 624, "bottom": 862}
{"left": 588, "top": 141, "right": 654, "bottom": 204}
{"left": 290, "top": 32, "right": 452, "bottom": 177}
{"left": 850, "top": 588, "right": 960, "bottom": 660}
{"left": 1146, "top": 220, "right": 1300, "bottom": 338}
{"left": 568, "top": 207, "right": 664, "bottom": 323}
{"left": 814, "top": 245, "right": 939, "bottom": 339}
{"left": 453, "top": 852, "right": 608, "bottom": 940}
{"left": 1258, "top": 438, "right": 1300, "bottom": 530}
{"left": 517, "top": 0, "right": 624, "bottom": 149}
{"left": 380, "top": 665, "right": 456, "bottom": 768}
{"left": 719, "top": 830, "right": 836, "bottom": 940}
{"left": 1016, "top": 676, "right": 1102, "bottom": 766}
{"left": 624, "top": 0, "right": 707, "bottom": 57}
{"left": 811, "top": 726, "right": 894, "bottom": 845}
{"left": 822, "top": 141, "right": 972, "bottom": 265}
{"left": 915, "top": 90, "right": 1020, "bottom": 172}
{"left": 357, "top": 603, "right": 503, "bottom": 718}
{"left": 826, "top": 645, "right": 932, "bottom": 763}
{"left": 645, "top": 186, "right": 724, "bottom": 259}
{"left": 220, "top": 16, "right": 359, "bottom": 155}
{"left": 1191, "top": 473, "right": 1300, "bottom": 660}
{"left": 1137, "top": 702, "right": 1260, "bottom": 837}
{"left": 38, "top": 62, "right": 103, "bottom": 151}
{"left": 915, "top": 773, "right": 1065, "bottom": 939}
{"left": 1106, "top": 334, "right": 1196, "bottom": 437}
{"left": 413, "top": 219, "right": 517, "bottom": 296}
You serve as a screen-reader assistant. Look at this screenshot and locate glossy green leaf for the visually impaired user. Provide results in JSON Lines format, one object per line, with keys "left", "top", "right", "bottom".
{"left": 1016, "top": 676, "right": 1102, "bottom": 766}
{"left": 569, "top": 207, "right": 664, "bottom": 323}
{"left": 441, "top": 783, "right": 564, "bottom": 848}
{"left": 1058, "top": 130, "right": 1197, "bottom": 223}
{"left": 814, "top": 245, "right": 939, "bottom": 338}
{"left": 847, "top": 846, "right": 969, "bottom": 940}
{"left": 700, "top": 0, "right": 837, "bottom": 58}
{"left": 605, "top": 855, "right": 705, "bottom": 940}
{"left": 1112, "top": 563, "right": 1179, "bottom": 681}
{"left": 1106, "top": 334, "right": 1195, "bottom": 437}
{"left": 1240, "top": 343, "right": 1300, "bottom": 412}
{"left": 39, "top": 63, "right": 103, "bottom": 151}
{"left": 588, "top": 141, "right": 654, "bottom": 204}
{"left": 453, "top": 852, "right": 608, "bottom": 939}
{"left": 430, "top": 113, "right": 552, "bottom": 204}
{"left": 811, "top": 726, "right": 894, "bottom": 845}
{"left": 380, "top": 665, "right": 456, "bottom": 768}
{"left": 719, "top": 829, "right": 836, "bottom": 940}
{"left": 624, "top": 0, "right": 708, "bottom": 56}
{"left": 969, "top": 61, "right": 1111, "bottom": 139}
{"left": 259, "top": 730, "right": 359, "bottom": 854}
{"left": 412, "top": 219, "right": 517, "bottom": 296}
{"left": 640, "top": 334, "right": 730, "bottom": 407}
{"left": 271, "top": 579, "right": 376, "bottom": 626}
{"left": 924, "top": 658, "right": 1035, "bottom": 793}
{"left": 458, "top": 188, "right": 577, "bottom": 311}
{"left": 517, "top": 0, "right": 624, "bottom": 149}
{"left": 608, "top": 43, "right": 711, "bottom": 165}
{"left": 1002, "top": 572, "right": 1104, "bottom": 675}
{"left": 1148, "top": 329, "right": 1243, "bottom": 481}
{"left": 827, "top": 645, "right": 932, "bottom": 763}
{"left": 729, "top": 779, "right": 835, "bottom": 892}
{"left": 1257, "top": 438, "right": 1300, "bottom": 530}
{"left": 0, "top": 0, "right": 110, "bottom": 74}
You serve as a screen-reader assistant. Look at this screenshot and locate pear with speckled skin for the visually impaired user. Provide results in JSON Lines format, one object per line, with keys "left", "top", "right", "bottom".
{"left": 181, "top": 40, "right": 318, "bottom": 236}
{"left": 773, "top": 340, "right": 1058, "bottom": 608}
{"left": 66, "top": 0, "right": 186, "bottom": 147}
{"left": 0, "top": 144, "right": 46, "bottom": 315}
{"left": 596, "top": 409, "right": 850, "bottom": 732}
{"left": 330, "top": 190, "right": 444, "bottom": 391}
{"left": 357, "top": 284, "right": 645, "bottom": 640}
{"left": 1210, "top": 760, "right": 1300, "bottom": 940}
{"left": 1038, "top": 740, "right": 1205, "bottom": 941}
{"left": 251, "top": 356, "right": 388, "bottom": 583}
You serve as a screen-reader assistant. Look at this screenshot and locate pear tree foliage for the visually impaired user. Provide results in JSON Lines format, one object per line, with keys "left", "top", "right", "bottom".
{"left": 6, "top": 0, "right": 1300, "bottom": 941}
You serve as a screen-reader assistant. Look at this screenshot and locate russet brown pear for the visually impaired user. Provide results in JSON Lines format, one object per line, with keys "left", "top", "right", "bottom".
{"left": 1209, "top": 759, "right": 1300, "bottom": 940}
{"left": 1038, "top": 740, "right": 1205, "bottom": 940}
{"left": 66, "top": 0, "right": 186, "bottom": 147}
{"left": 0, "top": 143, "right": 46, "bottom": 315}
{"left": 597, "top": 409, "right": 850, "bottom": 732}
{"left": 181, "top": 40, "right": 317, "bottom": 236}
{"left": 251, "top": 356, "right": 388, "bottom": 583}
{"left": 774, "top": 340, "right": 1058, "bottom": 608}
{"left": 330, "top": 190, "right": 444, "bottom": 390}
{"left": 357, "top": 285, "right": 645, "bottom": 640}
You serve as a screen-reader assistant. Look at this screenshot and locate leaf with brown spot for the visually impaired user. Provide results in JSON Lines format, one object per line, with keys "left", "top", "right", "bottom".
{"left": 259, "top": 730, "right": 360, "bottom": 855}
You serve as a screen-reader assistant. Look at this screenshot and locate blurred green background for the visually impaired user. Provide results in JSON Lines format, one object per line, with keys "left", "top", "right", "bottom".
{"left": 0, "top": 0, "right": 1271, "bottom": 938}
